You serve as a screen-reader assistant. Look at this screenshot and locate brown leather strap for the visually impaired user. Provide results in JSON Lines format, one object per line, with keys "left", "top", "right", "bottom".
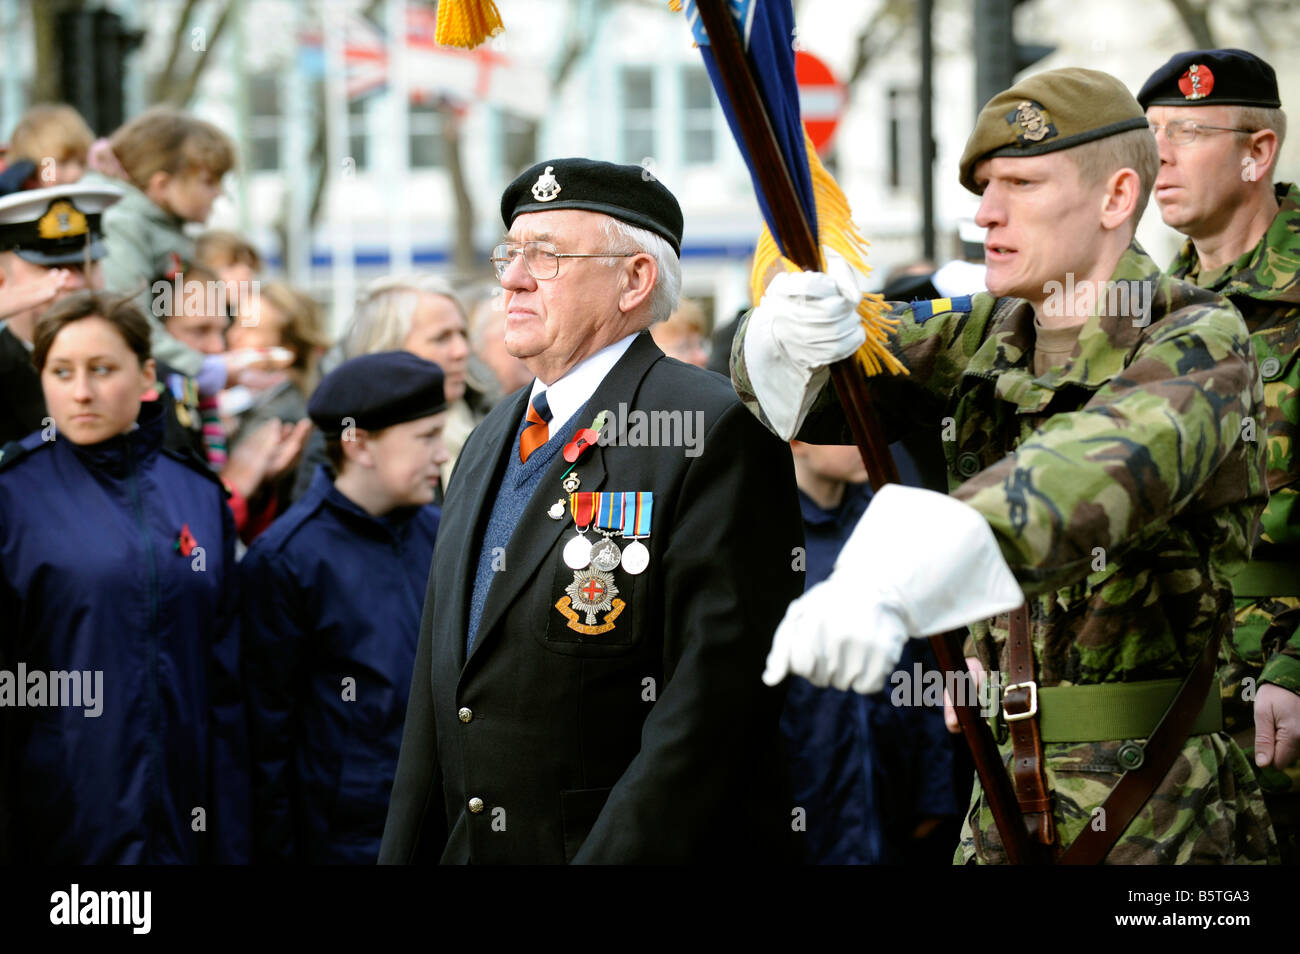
{"left": 1004, "top": 603, "right": 1057, "bottom": 849}
{"left": 1057, "top": 629, "right": 1223, "bottom": 865}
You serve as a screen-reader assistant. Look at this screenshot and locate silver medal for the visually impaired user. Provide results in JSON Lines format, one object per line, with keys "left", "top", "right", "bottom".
{"left": 590, "top": 535, "right": 622, "bottom": 572}
{"left": 563, "top": 533, "right": 593, "bottom": 569}
{"left": 620, "top": 539, "right": 649, "bottom": 575}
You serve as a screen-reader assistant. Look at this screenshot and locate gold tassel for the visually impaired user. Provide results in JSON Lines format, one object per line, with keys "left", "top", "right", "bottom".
{"left": 749, "top": 131, "right": 906, "bottom": 378}
{"left": 667, "top": 0, "right": 683, "bottom": 11}
{"left": 435, "top": 0, "right": 505, "bottom": 49}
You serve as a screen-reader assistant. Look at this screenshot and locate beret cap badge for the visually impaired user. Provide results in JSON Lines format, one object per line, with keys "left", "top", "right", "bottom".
{"left": 531, "top": 165, "right": 562, "bottom": 202}
{"left": 1178, "top": 63, "right": 1214, "bottom": 100}
{"left": 1007, "top": 100, "right": 1056, "bottom": 145}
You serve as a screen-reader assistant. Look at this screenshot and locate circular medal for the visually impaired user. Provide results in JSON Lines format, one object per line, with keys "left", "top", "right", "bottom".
{"left": 620, "top": 539, "right": 649, "bottom": 575}
{"left": 563, "top": 533, "right": 593, "bottom": 569}
{"left": 590, "top": 536, "right": 622, "bottom": 572}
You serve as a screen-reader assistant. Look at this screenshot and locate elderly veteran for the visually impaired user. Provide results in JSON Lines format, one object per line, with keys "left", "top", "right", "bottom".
{"left": 379, "top": 158, "right": 804, "bottom": 864}
{"left": 732, "top": 68, "right": 1278, "bottom": 863}
{"left": 1139, "top": 48, "right": 1300, "bottom": 864}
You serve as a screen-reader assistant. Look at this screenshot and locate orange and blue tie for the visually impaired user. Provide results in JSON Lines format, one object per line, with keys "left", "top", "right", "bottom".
{"left": 519, "top": 391, "right": 552, "bottom": 463}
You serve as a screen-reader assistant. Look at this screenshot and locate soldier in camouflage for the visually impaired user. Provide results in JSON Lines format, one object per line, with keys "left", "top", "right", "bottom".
{"left": 733, "top": 68, "right": 1279, "bottom": 863}
{"left": 1140, "top": 49, "right": 1300, "bottom": 864}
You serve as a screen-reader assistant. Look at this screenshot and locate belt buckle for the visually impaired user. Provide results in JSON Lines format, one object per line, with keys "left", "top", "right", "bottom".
{"left": 1002, "top": 680, "right": 1038, "bottom": 722}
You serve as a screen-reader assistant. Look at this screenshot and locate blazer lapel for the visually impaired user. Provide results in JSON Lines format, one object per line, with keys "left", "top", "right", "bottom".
{"left": 466, "top": 333, "right": 663, "bottom": 667}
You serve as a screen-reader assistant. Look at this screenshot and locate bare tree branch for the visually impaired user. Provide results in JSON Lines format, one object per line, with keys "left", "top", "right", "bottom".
{"left": 1167, "top": 0, "right": 1216, "bottom": 48}
{"left": 151, "top": 0, "right": 201, "bottom": 103}
{"left": 167, "top": 1, "right": 238, "bottom": 107}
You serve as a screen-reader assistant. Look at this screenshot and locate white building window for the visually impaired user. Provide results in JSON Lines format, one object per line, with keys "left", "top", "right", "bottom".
{"left": 248, "top": 74, "right": 280, "bottom": 171}
{"left": 621, "top": 66, "right": 655, "bottom": 164}
{"left": 682, "top": 68, "right": 715, "bottom": 165}
{"left": 409, "top": 101, "right": 445, "bottom": 169}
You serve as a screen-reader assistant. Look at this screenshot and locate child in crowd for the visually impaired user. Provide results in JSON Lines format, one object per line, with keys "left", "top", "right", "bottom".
{"left": 195, "top": 229, "right": 262, "bottom": 320}
{"left": 242, "top": 351, "right": 448, "bottom": 864}
{"left": 0, "top": 103, "right": 94, "bottom": 193}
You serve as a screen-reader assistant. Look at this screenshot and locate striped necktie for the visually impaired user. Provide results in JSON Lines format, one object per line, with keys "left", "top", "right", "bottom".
{"left": 518, "top": 390, "right": 552, "bottom": 463}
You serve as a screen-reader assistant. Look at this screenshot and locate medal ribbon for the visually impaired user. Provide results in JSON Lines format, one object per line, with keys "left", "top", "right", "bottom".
{"left": 621, "top": 491, "right": 653, "bottom": 538}
{"left": 570, "top": 492, "right": 597, "bottom": 529}
{"left": 594, "top": 492, "right": 625, "bottom": 532}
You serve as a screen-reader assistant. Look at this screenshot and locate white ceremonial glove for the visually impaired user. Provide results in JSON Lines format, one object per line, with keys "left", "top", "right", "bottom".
{"left": 764, "top": 485, "right": 1024, "bottom": 694}
{"left": 743, "top": 249, "right": 866, "bottom": 440}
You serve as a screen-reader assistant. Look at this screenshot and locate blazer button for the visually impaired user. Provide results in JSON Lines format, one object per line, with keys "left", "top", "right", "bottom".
{"left": 458, "top": 707, "right": 473, "bottom": 723}
{"left": 468, "top": 797, "right": 485, "bottom": 814}
{"left": 956, "top": 452, "right": 981, "bottom": 477}
{"left": 1260, "top": 356, "right": 1282, "bottom": 379}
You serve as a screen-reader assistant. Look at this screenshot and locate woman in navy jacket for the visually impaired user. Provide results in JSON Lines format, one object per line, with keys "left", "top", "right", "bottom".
{"left": 0, "top": 291, "right": 247, "bottom": 864}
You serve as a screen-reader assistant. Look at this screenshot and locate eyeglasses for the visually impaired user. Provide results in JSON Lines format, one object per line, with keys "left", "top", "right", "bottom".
{"left": 1147, "top": 119, "right": 1259, "bottom": 145}
{"left": 490, "top": 241, "right": 637, "bottom": 280}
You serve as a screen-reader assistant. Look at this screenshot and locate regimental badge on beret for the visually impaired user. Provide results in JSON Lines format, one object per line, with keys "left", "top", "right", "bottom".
{"left": 1179, "top": 63, "right": 1214, "bottom": 100}
{"left": 37, "top": 200, "right": 88, "bottom": 240}
{"left": 531, "top": 165, "right": 562, "bottom": 202}
{"left": 1006, "top": 100, "right": 1056, "bottom": 146}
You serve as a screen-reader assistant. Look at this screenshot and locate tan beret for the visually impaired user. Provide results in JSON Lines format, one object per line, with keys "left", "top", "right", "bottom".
{"left": 958, "top": 68, "right": 1150, "bottom": 194}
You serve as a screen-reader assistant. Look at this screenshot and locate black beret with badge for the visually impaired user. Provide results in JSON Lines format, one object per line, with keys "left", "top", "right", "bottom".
{"left": 958, "top": 68, "right": 1151, "bottom": 195}
{"left": 1137, "top": 48, "right": 1281, "bottom": 109}
{"left": 501, "top": 157, "right": 684, "bottom": 256}
{"left": 308, "top": 351, "right": 447, "bottom": 436}
{"left": 0, "top": 183, "right": 122, "bottom": 265}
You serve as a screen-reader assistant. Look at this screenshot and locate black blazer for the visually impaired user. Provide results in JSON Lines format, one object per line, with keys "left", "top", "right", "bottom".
{"left": 379, "top": 332, "right": 805, "bottom": 863}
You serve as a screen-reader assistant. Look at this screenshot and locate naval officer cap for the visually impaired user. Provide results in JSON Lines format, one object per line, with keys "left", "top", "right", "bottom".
{"left": 958, "top": 68, "right": 1151, "bottom": 195}
{"left": 501, "top": 157, "right": 684, "bottom": 257}
{"left": 308, "top": 351, "right": 447, "bottom": 436}
{"left": 1138, "top": 49, "right": 1281, "bottom": 110}
{"left": 0, "top": 183, "right": 122, "bottom": 265}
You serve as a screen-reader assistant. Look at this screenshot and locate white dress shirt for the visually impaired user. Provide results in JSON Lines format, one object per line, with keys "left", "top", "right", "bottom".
{"left": 526, "top": 333, "right": 638, "bottom": 438}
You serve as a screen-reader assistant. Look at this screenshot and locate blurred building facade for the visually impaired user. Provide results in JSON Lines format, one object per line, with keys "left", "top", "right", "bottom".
{"left": 2, "top": 0, "right": 1297, "bottom": 336}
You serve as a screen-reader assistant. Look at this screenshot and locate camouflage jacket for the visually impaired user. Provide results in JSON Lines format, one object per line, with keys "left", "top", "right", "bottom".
{"left": 733, "top": 243, "right": 1276, "bottom": 863}
{"left": 1169, "top": 181, "right": 1300, "bottom": 802}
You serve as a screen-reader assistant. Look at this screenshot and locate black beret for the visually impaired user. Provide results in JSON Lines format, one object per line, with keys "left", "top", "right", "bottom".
{"left": 501, "top": 157, "right": 684, "bottom": 256}
{"left": 1138, "top": 49, "right": 1280, "bottom": 109}
{"left": 308, "top": 351, "right": 446, "bottom": 435}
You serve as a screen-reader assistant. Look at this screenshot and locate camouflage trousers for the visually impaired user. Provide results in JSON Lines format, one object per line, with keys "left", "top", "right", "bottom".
{"left": 1222, "top": 595, "right": 1300, "bottom": 864}
{"left": 955, "top": 733, "right": 1279, "bottom": 864}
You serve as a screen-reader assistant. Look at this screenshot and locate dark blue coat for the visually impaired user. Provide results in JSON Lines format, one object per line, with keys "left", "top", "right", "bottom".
{"left": 0, "top": 399, "right": 247, "bottom": 864}
{"left": 241, "top": 466, "right": 439, "bottom": 864}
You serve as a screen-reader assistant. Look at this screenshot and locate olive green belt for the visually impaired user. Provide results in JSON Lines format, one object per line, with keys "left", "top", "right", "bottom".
{"left": 1031, "top": 677, "right": 1222, "bottom": 743}
{"left": 1233, "top": 560, "right": 1300, "bottom": 598}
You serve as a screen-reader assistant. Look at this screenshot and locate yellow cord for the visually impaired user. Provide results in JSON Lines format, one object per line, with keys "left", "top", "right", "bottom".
{"left": 435, "top": 0, "right": 505, "bottom": 49}
{"left": 750, "top": 131, "right": 906, "bottom": 378}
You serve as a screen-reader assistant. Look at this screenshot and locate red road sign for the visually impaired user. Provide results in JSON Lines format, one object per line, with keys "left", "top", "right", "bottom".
{"left": 795, "top": 50, "right": 846, "bottom": 154}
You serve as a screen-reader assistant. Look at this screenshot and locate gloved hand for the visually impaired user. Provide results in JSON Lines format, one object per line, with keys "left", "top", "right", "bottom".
{"left": 743, "top": 249, "right": 867, "bottom": 440}
{"left": 764, "top": 485, "right": 1024, "bottom": 694}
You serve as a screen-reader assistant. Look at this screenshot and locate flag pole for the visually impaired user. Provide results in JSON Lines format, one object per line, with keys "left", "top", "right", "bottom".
{"left": 694, "top": 0, "right": 1042, "bottom": 865}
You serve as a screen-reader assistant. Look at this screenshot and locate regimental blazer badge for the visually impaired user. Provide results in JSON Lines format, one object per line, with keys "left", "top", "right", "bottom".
{"left": 555, "top": 567, "right": 626, "bottom": 635}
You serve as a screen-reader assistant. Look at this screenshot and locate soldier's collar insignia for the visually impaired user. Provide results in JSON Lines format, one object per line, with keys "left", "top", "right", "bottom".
{"left": 1005, "top": 100, "right": 1056, "bottom": 146}
{"left": 531, "top": 165, "right": 562, "bottom": 202}
{"left": 37, "top": 200, "right": 88, "bottom": 240}
{"left": 1179, "top": 63, "right": 1214, "bottom": 100}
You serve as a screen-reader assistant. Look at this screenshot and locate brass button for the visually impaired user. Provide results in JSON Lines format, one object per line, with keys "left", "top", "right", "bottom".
{"left": 468, "top": 797, "right": 485, "bottom": 814}
{"left": 1260, "top": 356, "right": 1282, "bottom": 379}
{"left": 956, "top": 452, "right": 981, "bottom": 477}
{"left": 1116, "top": 740, "right": 1145, "bottom": 771}
{"left": 458, "top": 707, "right": 473, "bottom": 723}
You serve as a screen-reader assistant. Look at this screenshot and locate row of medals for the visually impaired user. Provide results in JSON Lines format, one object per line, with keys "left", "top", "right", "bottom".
{"left": 551, "top": 472, "right": 650, "bottom": 575}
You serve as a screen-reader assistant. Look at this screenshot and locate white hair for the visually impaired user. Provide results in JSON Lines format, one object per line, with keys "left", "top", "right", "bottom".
{"left": 341, "top": 273, "right": 466, "bottom": 359}
{"left": 598, "top": 216, "right": 681, "bottom": 324}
